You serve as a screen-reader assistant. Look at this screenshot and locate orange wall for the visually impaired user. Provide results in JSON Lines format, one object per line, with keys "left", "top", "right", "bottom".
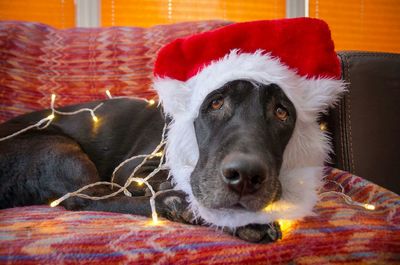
{"left": 309, "top": 0, "right": 400, "bottom": 53}
{"left": 0, "top": 0, "right": 398, "bottom": 53}
{"left": 0, "top": 0, "right": 75, "bottom": 29}
{"left": 101, "top": 0, "right": 285, "bottom": 27}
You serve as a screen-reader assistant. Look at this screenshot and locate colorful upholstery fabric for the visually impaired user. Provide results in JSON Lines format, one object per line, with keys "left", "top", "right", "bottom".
{"left": 0, "top": 20, "right": 231, "bottom": 123}
{"left": 0, "top": 168, "right": 399, "bottom": 264}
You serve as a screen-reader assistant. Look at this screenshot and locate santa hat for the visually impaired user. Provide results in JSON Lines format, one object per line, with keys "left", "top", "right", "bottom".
{"left": 153, "top": 18, "right": 345, "bottom": 228}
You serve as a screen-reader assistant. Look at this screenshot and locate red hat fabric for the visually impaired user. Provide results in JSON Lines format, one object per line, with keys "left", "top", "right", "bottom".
{"left": 154, "top": 18, "right": 341, "bottom": 81}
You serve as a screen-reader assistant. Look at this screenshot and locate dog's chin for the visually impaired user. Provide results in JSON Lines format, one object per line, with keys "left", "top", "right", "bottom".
{"left": 191, "top": 200, "right": 278, "bottom": 228}
{"left": 237, "top": 186, "right": 282, "bottom": 212}
{"left": 206, "top": 195, "right": 278, "bottom": 213}
{"left": 195, "top": 195, "right": 274, "bottom": 212}
{"left": 190, "top": 193, "right": 283, "bottom": 228}
{"left": 227, "top": 201, "right": 270, "bottom": 212}
{"left": 193, "top": 181, "right": 282, "bottom": 213}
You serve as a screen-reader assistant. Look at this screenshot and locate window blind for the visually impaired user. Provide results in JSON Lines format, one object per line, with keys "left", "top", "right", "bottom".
{"left": 0, "top": 0, "right": 75, "bottom": 29}
{"left": 309, "top": 0, "right": 400, "bottom": 53}
{"left": 101, "top": 0, "right": 285, "bottom": 27}
{"left": 0, "top": 0, "right": 398, "bottom": 53}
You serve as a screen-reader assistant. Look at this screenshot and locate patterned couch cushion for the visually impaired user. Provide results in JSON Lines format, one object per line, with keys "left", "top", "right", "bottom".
{"left": 0, "top": 21, "right": 231, "bottom": 123}
{"left": 0, "top": 168, "right": 399, "bottom": 264}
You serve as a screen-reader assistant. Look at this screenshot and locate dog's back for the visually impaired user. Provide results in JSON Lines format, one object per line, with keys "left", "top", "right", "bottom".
{"left": 0, "top": 98, "right": 165, "bottom": 209}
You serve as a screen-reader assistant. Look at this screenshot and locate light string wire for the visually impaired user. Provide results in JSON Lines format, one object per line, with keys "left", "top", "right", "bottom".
{"left": 0, "top": 94, "right": 103, "bottom": 141}
{"left": 46, "top": 91, "right": 165, "bottom": 224}
{"left": 50, "top": 124, "right": 167, "bottom": 224}
{"left": 0, "top": 90, "right": 163, "bottom": 224}
{"left": 319, "top": 178, "right": 375, "bottom": 210}
{"left": 276, "top": 176, "right": 376, "bottom": 237}
{"left": 0, "top": 89, "right": 375, "bottom": 227}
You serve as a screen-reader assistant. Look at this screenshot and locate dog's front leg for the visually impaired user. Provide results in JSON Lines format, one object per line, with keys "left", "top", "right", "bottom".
{"left": 224, "top": 223, "right": 282, "bottom": 243}
{"left": 62, "top": 188, "right": 195, "bottom": 224}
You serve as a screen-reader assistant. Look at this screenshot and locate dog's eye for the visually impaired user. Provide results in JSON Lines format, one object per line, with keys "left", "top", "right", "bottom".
{"left": 274, "top": 106, "right": 288, "bottom": 121}
{"left": 210, "top": 97, "right": 224, "bottom": 110}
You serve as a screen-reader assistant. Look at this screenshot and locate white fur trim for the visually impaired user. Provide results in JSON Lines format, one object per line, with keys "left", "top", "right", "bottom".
{"left": 193, "top": 167, "right": 322, "bottom": 227}
{"left": 154, "top": 50, "right": 345, "bottom": 228}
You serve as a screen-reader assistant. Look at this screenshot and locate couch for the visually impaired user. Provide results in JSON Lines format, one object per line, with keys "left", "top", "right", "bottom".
{"left": 0, "top": 21, "right": 399, "bottom": 264}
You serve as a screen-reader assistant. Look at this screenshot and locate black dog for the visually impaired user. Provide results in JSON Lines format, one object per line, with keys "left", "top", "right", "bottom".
{"left": 0, "top": 80, "right": 295, "bottom": 242}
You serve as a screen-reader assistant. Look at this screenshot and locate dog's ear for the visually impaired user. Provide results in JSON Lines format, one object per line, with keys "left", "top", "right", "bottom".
{"left": 300, "top": 78, "right": 346, "bottom": 115}
{"left": 153, "top": 78, "right": 192, "bottom": 118}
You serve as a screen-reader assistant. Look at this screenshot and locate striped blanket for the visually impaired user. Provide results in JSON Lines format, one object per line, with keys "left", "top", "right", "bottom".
{"left": 0, "top": 168, "right": 399, "bottom": 264}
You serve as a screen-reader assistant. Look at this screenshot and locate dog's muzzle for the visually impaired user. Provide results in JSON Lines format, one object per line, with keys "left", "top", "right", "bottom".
{"left": 220, "top": 152, "right": 282, "bottom": 211}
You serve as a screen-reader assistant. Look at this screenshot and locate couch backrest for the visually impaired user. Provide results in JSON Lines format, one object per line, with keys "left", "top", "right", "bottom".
{"left": 327, "top": 51, "right": 400, "bottom": 194}
{"left": 0, "top": 21, "right": 231, "bottom": 122}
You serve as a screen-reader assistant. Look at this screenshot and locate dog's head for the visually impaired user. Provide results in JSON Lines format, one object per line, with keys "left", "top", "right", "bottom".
{"left": 191, "top": 80, "right": 295, "bottom": 213}
{"left": 153, "top": 19, "right": 345, "bottom": 227}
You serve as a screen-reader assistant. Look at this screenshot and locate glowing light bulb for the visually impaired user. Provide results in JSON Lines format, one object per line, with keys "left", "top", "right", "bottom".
{"left": 136, "top": 179, "right": 144, "bottom": 186}
{"left": 264, "top": 204, "right": 274, "bottom": 211}
{"left": 264, "top": 201, "right": 294, "bottom": 212}
{"left": 320, "top": 122, "right": 328, "bottom": 131}
{"left": 92, "top": 115, "right": 99, "bottom": 122}
{"left": 106, "top": 90, "right": 112, "bottom": 99}
{"left": 277, "top": 219, "right": 295, "bottom": 234}
{"left": 154, "top": 152, "right": 163, "bottom": 157}
{"left": 152, "top": 212, "right": 158, "bottom": 225}
{"left": 50, "top": 200, "right": 60, "bottom": 207}
{"left": 51, "top": 94, "right": 56, "bottom": 102}
{"left": 147, "top": 99, "right": 155, "bottom": 106}
{"left": 47, "top": 114, "right": 55, "bottom": 120}
{"left": 364, "top": 204, "right": 375, "bottom": 210}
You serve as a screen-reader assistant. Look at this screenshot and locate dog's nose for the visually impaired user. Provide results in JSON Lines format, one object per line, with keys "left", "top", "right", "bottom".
{"left": 221, "top": 153, "right": 267, "bottom": 195}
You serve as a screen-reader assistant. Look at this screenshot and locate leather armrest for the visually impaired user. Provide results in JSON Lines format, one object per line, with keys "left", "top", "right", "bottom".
{"left": 326, "top": 51, "right": 400, "bottom": 194}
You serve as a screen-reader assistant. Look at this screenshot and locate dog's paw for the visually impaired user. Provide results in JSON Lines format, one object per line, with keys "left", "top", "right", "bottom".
{"left": 155, "top": 190, "right": 197, "bottom": 224}
{"left": 227, "top": 222, "right": 282, "bottom": 243}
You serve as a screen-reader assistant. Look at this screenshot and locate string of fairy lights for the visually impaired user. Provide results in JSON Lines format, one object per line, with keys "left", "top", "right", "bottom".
{"left": 0, "top": 91, "right": 164, "bottom": 224}
{"left": 0, "top": 90, "right": 375, "bottom": 231}
{"left": 320, "top": 179, "right": 375, "bottom": 210}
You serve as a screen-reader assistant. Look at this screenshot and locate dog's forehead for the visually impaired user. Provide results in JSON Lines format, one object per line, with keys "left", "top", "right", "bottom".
{"left": 221, "top": 79, "right": 258, "bottom": 91}
{"left": 201, "top": 80, "right": 257, "bottom": 102}
{"left": 202, "top": 80, "right": 292, "bottom": 104}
